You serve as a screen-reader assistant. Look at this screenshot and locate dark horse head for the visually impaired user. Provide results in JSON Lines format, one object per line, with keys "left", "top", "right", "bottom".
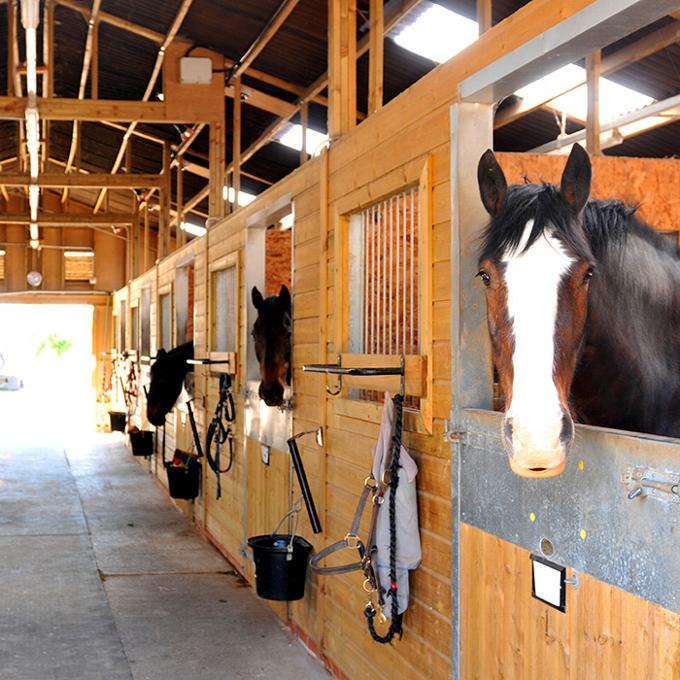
{"left": 477, "top": 144, "right": 593, "bottom": 478}
{"left": 251, "top": 284, "right": 291, "bottom": 407}
{"left": 146, "top": 341, "right": 194, "bottom": 426}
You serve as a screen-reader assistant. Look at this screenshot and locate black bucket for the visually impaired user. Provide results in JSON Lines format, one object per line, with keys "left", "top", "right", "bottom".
{"left": 165, "top": 451, "right": 200, "bottom": 500}
{"left": 108, "top": 411, "right": 127, "bottom": 432}
{"left": 129, "top": 430, "right": 154, "bottom": 456}
{"left": 247, "top": 534, "right": 313, "bottom": 601}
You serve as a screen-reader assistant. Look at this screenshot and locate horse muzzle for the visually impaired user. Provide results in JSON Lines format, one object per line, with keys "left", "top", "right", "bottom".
{"left": 259, "top": 379, "right": 285, "bottom": 407}
{"left": 502, "top": 412, "right": 573, "bottom": 478}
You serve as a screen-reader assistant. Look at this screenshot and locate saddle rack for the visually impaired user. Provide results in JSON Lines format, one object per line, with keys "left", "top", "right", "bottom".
{"left": 303, "top": 355, "right": 406, "bottom": 398}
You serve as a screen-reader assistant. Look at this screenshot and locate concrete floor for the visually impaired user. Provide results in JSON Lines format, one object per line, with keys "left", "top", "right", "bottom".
{"left": 0, "top": 432, "right": 329, "bottom": 680}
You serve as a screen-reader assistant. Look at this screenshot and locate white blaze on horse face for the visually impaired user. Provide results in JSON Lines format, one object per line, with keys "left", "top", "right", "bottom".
{"left": 502, "top": 220, "right": 573, "bottom": 468}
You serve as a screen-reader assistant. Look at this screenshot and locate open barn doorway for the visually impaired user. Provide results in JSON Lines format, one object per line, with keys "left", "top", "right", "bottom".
{"left": 0, "top": 304, "right": 95, "bottom": 444}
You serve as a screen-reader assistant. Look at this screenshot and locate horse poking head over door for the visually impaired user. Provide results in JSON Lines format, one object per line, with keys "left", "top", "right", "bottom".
{"left": 476, "top": 144, "right": 680, "bottom": 478}
{"left": 146, "top": 341, "right": 194, "bottom": 426}
{"left": 251, "top": 284, "right": 291, "bottom": 407}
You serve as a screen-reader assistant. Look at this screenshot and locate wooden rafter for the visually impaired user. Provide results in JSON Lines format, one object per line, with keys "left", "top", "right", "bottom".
{"left": 368, "top": 0, "right": 383, "bottom": 115}
{"left": 62, "top": 0, "right": 103, "bottom": 203}
{"left": 227, "top": 0, "right": 301, "bottom": 82}
{"left": 0, "top": 173, "right": 165, "bottom": 187}
{"left": 586, "top": 50, "right": 601, "bottom": 155}
{"left": 92, "top": 0, "right": 194, "bottom": 214}
{"left": 181, "top": 0, "right": 422, "bottom": 216}
{"left": 2, "top": 212, "right": 135, "bottom": 225}
{"left": 496, "top": 15, "right": 680, "bottom": 128}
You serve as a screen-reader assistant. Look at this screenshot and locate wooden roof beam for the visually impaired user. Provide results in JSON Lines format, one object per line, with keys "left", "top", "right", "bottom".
{"left": 227, "top": 0, "right": 301, "bottom": 82}
{"left": 0, "top": 96, "right": 217, "bottom": 123}
{"left": 2, "top": 212, "right": 135, "bottom": 225}
{"left": 92, "top": 0, "right": 194, "bottom": 214}
{"left": 62, "top": 0, "right": 103, "bottom": 203}
{"left": 0, "top": 173, "right": 164, "bottom": 187}
{"left": 181, "top": 0, "right": 422, "bottom": 215}
{"left": 496, "top": 15, "right": 680, "bottom": 128}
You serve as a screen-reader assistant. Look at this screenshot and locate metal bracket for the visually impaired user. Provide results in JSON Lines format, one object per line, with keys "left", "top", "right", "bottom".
{"left": 444, "top": 420, "right": 461, "bottom": 443}
{"left": 623, "top": 465, "right": 680, "bottom": 503}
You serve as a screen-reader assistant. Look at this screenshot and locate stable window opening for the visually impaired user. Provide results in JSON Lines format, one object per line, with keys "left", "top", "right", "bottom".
{"left": 210, "top": 254, "right": 238, "bottom": 372}
{"left": 119, "top": 300, "right": 127, "bottom": 351}
{"left": 175, "top": 262, "right": 194, "bottom": 346}
{"left": 140, "top": 287, "right": 151, "bottom": 357}
{"left": 158, "top": 288, "right": 172, "bottom": 351}
{"left": 130, "top": 304, "right": 139, "bottom": 356}
{"left": 64, "top": 250, "right": 95, "bottom": 287}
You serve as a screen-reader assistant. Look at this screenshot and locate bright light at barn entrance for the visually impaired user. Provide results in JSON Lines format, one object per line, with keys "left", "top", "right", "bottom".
{"left": 277, "top": 124, "right": 329, "bottom": 156}
{"left": 0, "top": 304, "right": 95, "bottom": 445}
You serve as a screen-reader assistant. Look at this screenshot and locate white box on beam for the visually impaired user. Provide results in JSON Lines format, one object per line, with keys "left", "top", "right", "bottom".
{"left": 180, "top": 57, "right": 213, "bottom": 85}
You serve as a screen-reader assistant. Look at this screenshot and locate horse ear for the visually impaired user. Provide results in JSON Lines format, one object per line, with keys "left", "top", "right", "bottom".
{"left": 251, "top": 286, "right": 264, "bottom": 310}
{"left": 560, "top": 143, "right": 591, "bottom": 214}
{"left": 156, "top": 348, "right": 167, "bottom": 359}
{"left": 278, "top": 284, "right": 291, "bottom": 309}
{"left": 477, "top": 149, "right": 507, "bottom": 216}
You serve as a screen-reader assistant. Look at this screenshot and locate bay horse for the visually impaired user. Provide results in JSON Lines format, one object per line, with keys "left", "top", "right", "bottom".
{"left": 146, "top": 341, "right": 193, "bottom": 426}
{"left": 477, "top": 143, "right": 680, "bottom": 478}
{"left": 251, "top": 284, "right": 291, "bottom": 407}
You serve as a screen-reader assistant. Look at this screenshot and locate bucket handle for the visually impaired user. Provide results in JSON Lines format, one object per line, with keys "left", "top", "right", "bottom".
{"left": 272, "top": 496, "right": 303, "bottom": 561}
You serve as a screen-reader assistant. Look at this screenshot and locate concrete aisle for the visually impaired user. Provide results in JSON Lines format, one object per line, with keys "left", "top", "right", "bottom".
{"left": 0, "top": 433, "right": 329, "bottom": 680}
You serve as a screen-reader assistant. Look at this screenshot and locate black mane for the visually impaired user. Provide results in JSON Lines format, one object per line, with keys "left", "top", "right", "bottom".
{"left": 476, "top": 180, "right": 677, "bottom": 267}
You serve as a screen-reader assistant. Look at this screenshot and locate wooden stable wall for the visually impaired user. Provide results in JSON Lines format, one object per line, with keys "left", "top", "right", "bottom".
{"left": 110, "top": 2, "right": 680, "bottom": 678}
{"left": 497, "top": 153, "right": 680, "bottom": 235}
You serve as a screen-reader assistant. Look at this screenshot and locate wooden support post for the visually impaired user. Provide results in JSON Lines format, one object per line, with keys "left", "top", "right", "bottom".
{"left": 176, "top": 161, "right": 185, "bottom": 247}
{"left": 91, "top": 17, "right": 99, "bottom": 99}
{"left": 328, "top": 0, "right": 356, "bottom": 137}
{"left": 159, "top": 142, "right": 171, "bottom": 258}
{"left": 477, "top": 0, "right": 492, "bottom": 34}
{"left": 209, "top": 119, "right": 225, "bottom": 219}
{"left": 368, "top": 0, "right": 383, "bottom": 115}
{"left": 300, "top": 100, "right": 308, "bottom": 165}
{"left": 232, "top": 76, "right": 241, "bottom": 209}
{"left": 7, "top": 0, "right": 15, "bottom": 96}
{"left": 586, "top": 49, "right": 601, "bottom": 155}
{"left": 125, "top": 136, "right": 132, "bottom": 173}
{"left": 143, "top": 201, "right": 150, "bottom": 270}
{"left": 132, "top": 201, "right": 141, "bottom": 278}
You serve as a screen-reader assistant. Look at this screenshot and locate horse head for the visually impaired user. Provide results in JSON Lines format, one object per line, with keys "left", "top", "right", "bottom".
{"left": 251, "top": 284, "right": 291, "bottom": 407}
{"left": 146, "top": 341, "right": 194, "bottom": 426}
{"left": 476, "top": 144, "right": 594, "bottom": 478}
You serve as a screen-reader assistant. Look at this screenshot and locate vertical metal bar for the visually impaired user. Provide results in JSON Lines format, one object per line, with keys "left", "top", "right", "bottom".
{"left": 402, "top": 190, "right": 406, "bottom": 355}
{"left": 396, "top": 192, "right": 401, "bottom": 355}
{"left": 363, "top": 209, "right": 368, "bottom": 354}
{"left": 389, "top": 196, "right": 393, "bottom": 355}
{"left": 382, "top": 200, "right": 386, "bottom": 354}
{"left": 371, "top": 205, "right": 376, "bottom": 354}
{"left": 410, "top": 187, "right": 415, "bottom": 354}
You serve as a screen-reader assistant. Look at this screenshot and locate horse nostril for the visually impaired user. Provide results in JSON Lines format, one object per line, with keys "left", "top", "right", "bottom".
{"left": 560, "top": 415, "right": 574, "bottom": 445}
{"left": 530, "top": 467, "right": 546, "bottom": 472}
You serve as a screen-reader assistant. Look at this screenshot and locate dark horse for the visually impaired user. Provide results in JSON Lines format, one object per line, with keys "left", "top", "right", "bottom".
{"left": 146, "top": 341, "right": 194, "bottom": 426}
{"left": 251, "top": 284, "right": 291, "bottom": 407}
{"left": 477, "top": 143, "right": 680, "bottom": 478}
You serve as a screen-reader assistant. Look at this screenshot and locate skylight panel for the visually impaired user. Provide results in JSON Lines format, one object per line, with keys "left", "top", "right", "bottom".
{"left": 389, "top": 2, "right": 478, "bottom": 64}
{"left": 277, "top": 125, "right": 329, "bottom": 156}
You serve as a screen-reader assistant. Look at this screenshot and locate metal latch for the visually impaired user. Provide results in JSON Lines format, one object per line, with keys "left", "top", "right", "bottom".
{"left": 623, "top": 465, "right": 680, "bottom": 502}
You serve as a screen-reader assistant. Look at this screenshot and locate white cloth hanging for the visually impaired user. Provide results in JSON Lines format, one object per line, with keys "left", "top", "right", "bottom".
{"left": 371, "top": 393, "right": 422, "bottom": 616}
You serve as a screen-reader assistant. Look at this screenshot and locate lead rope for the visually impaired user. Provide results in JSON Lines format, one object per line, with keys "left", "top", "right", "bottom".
{"left": 364, "top": 393, "right": 404, "bottom": 644}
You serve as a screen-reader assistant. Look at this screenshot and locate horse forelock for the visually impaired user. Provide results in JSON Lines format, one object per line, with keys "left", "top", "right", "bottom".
{"left": 479, "top": 183, "right": 593, "bottom": 266}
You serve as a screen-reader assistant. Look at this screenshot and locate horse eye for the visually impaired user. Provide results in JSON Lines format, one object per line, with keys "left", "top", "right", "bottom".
{"left": 476, "top": 270, "right": 491, "bottom": 287}
{"left": 583, "top": 267, "right": 594, "bottom": 284}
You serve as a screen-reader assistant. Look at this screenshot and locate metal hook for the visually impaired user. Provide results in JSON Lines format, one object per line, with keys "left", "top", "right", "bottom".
{"left": 326, "top": 374, "right": 342, "bottom": 396}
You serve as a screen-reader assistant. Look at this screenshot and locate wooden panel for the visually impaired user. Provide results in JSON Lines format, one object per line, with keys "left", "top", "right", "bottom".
{"left": 461, "top": 523, "right": 680, "bottom": 680}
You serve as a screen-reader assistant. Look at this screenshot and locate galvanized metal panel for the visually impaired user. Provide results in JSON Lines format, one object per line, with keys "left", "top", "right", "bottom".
{"left": 461, "top": 408, "right": 680, "bottom": 614}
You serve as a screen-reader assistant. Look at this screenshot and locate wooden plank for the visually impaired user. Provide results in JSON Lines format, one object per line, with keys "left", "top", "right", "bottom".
{"left": 368, "top": 0, "right": 384, "bottom": 115}
{"left": 0, "top": 96, "right": 218, "bottom": 123}
{"left": 477, "top": 0, "right": 492, "bottom": 33}
{"left": 0, "top": 173, "right": 164, "bottom": 187}
{"left": 232, "top": 76, "right": 241, "bottom": 205}
{"left": 586, "top": 50, "right": 601, "bottom": 155}
{"left": 328, "top": 0, "right": 357, "bottom": 137}
{"left": 1, "top": 212, "right": 134, "bottom": 225}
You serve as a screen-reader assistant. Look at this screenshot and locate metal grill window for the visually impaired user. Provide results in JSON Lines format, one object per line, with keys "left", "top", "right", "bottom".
{"left": 348, "top": 187, "right": 420, "bottom": 356}
{"left": 131, "top": 306, "right": 139, "bottom": 352}
{"left": 0, "top": 250, "right": 5, "bottom": 280}
{"left": 119, "top": 301, "right": 127, "bottom": 350}
{"left": 213, "top": 266, "right": 237, "bottom": 353}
